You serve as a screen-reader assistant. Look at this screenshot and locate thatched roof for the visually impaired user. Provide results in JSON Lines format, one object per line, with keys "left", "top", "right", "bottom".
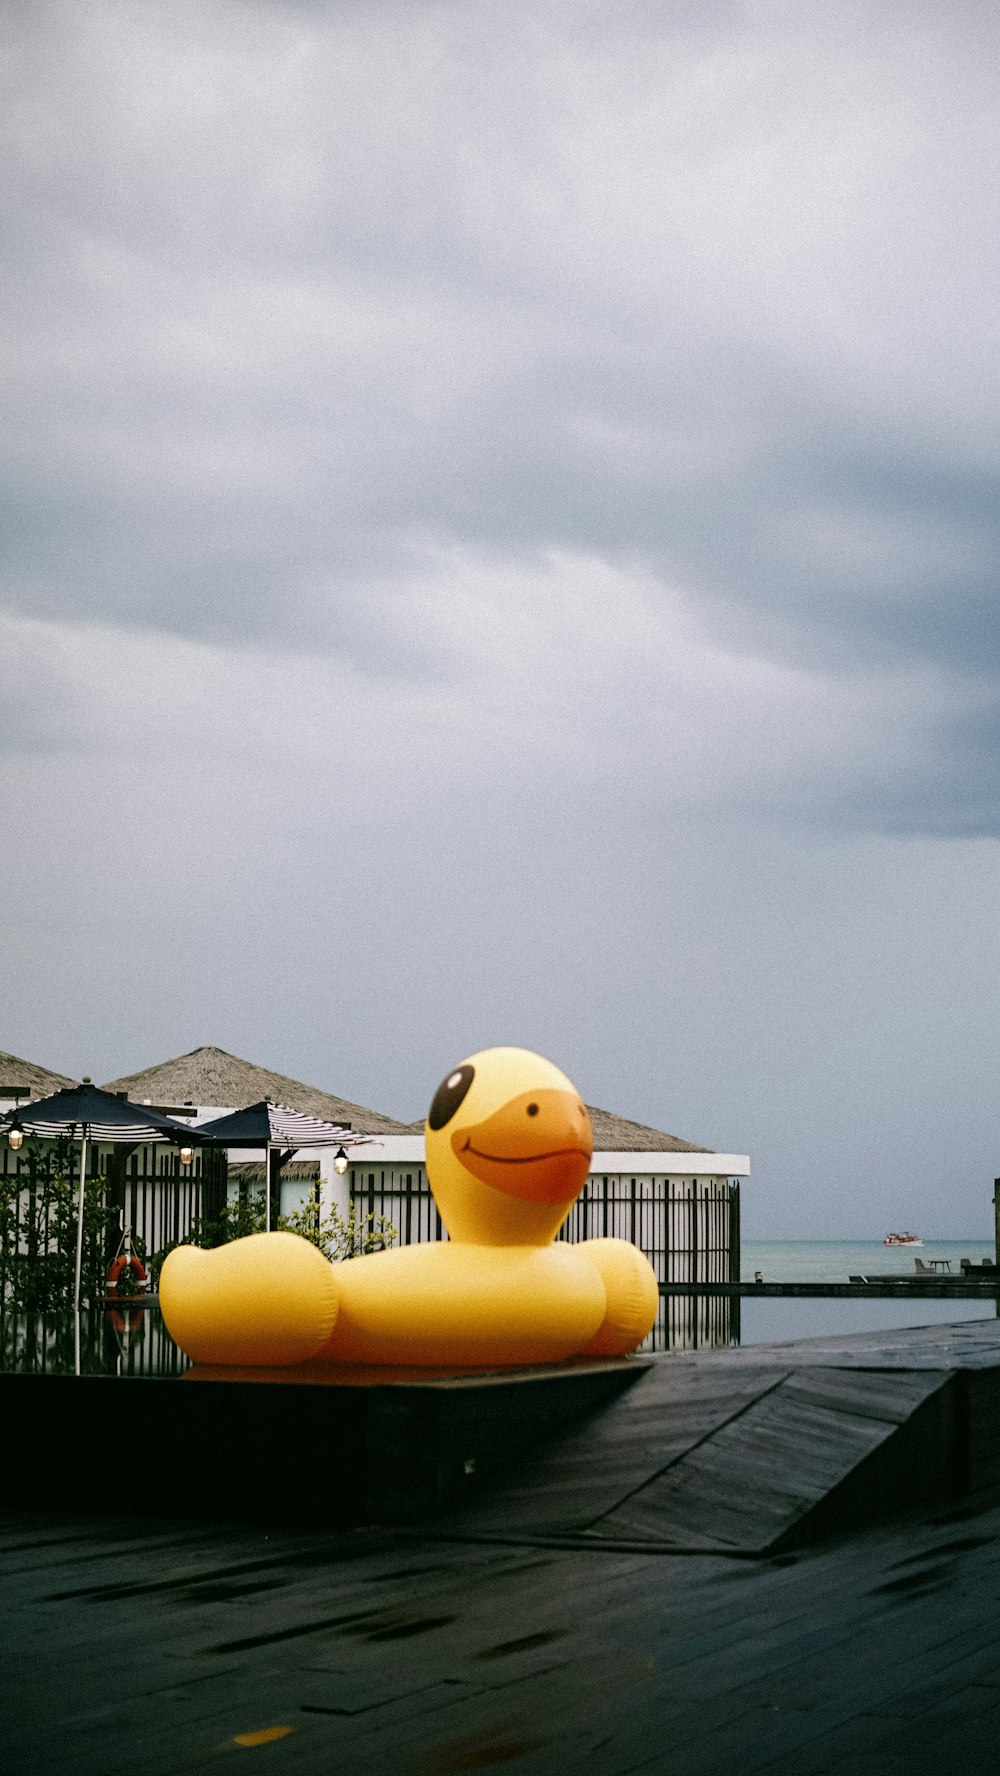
{"left": 585, "top": 1105, "right": 713, "bottom": 1154}
{"left": 229, "top": 1160, "right": 320, "bottom": 1184}
{"left": 0, "top": 1048, "right": 76, "bottom": 1099}
{"left": 13, "top": 1040, "right": 713, "bottom": 1152}
{"left": 101, "top": 1046, "right": 410, "bottom": 1135}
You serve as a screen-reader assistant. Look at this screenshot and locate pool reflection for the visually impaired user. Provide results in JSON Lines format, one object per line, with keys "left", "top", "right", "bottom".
{"left": 0, "top": 1291, "right": 741, "bottom": 1378}
{"left": 0, "top": 1306, "right": 189, "bottom": 1378}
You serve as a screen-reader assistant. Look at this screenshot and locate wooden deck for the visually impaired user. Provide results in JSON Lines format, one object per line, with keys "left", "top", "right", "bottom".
{"left": 442, "top": 1318, "right": 1000, "bottom": 1555}
{"left": 7, "top": 1320, "right": 1000, "bottom": 1772}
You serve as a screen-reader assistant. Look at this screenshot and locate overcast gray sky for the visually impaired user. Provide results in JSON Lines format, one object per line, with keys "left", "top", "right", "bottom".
{"left": 3, "top": 1, "right": 999, "bottom": 1236}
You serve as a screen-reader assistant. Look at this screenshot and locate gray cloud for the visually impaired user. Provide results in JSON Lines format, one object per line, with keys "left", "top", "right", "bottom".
{"left": 4, "top": 2, "right": 1000, "bottom": 1237}
{"left": 4, "top": 3, "right": 999, "bottom": 686}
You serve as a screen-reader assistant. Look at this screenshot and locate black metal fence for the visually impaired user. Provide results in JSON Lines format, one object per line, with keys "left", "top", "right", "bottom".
{"left": 116, "top": 1145, "right": 227, "bottom": 1258}
{"left": 351, "top": 1167, "right": 446, "bottom": 1247}
{"left": 0, "top": 1138, "right": 227, "bottom": 1292}
{"left": 349, "top": 1167, "right": 740, "bottom": 1285}
{"left": 560, "top": 1175, "right": 739, "bottom": 1284}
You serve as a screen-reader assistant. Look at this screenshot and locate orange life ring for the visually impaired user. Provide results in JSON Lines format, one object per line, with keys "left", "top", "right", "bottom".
{"left": 107, "top": 1306, "right": 148, "bottom": 1336}
{"left": 107, "top": 1253, "right": 147, "bottom": 1295}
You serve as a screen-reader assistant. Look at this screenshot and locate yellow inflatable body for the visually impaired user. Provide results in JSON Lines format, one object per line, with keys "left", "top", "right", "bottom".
{"left": 160, "top": 1047, "right": 659, "bottom": 1369}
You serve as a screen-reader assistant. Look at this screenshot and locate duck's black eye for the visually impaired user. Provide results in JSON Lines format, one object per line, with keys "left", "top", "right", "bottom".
{"left": 526, "top": 1102, "right": 539, "bottom": 1116}
{"left": 428, "top": 1064, "right": 475, "bottom": 1130}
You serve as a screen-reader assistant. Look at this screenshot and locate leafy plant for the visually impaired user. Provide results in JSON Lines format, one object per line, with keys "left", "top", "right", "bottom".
{"left": 148, "top": 1189, "right": 268, "bottom": 1279}
{"left": 112, "top": 1261, "right": 142, "bottom": 1300}
{"left": 279, "top": 1195, "right": 396, "bottom": 1262}
{"left": 2, "top": 1145, "right": 397, "bottom": 1309}
{"left": 0, "top": 1136, "right": 119, "bottom": 1310}
{"left": 150, "top": 1185, "right": 396, "bottom": 1275}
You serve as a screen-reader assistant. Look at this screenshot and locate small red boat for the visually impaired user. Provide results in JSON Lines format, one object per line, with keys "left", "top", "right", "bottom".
{"left": 883, "top": 1232, "right": 923, "bottom": 1246}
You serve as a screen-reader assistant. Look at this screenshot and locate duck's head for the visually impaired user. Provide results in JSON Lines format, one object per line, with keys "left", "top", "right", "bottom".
{"left": 424, "top": 1047, "right": 593, "bottom": 1245}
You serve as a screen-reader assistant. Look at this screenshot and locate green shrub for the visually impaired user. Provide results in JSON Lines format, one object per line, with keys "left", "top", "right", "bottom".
{"left": 278, "top": 1196, "right": 396, "bottom": 1262}
{"left": 151, "top": 1187, "right": 396, "bottom": 1274}
{"left": 0, "top": 1136, "right": 118, "bottom": 1310}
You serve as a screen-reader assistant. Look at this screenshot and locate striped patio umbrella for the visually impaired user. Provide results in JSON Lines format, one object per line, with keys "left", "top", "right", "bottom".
{"left": 196, "top": 1100, "right": 373, "bottom": 1230}
{"left": 0, "top": 1082, "right": 204, "bottom": 1350}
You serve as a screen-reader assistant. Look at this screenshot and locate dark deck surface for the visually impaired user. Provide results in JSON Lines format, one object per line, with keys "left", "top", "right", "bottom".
{"left": 7, "top": 1320, "right": 1000, "bottom": 1774}
{"left": 443, "top": 1317, "right": 1000, "bottom": 1554}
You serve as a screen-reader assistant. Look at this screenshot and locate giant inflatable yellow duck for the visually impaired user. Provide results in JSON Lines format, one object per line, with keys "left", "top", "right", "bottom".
{"left": 160, "top": 1047, "right": 659, "bottom": 1368}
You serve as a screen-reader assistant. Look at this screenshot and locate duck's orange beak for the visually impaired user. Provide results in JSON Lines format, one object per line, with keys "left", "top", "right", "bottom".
{"left": 451, "top": 1090, "right": 593, "bottom": 1203}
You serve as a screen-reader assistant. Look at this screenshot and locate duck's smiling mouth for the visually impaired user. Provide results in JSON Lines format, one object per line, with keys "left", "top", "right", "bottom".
{"left": 459, "top": 1140, "right": 591, "bottom": 1167}
{"left": 451, "top": 1090, "right": 593, "bottom": 1203}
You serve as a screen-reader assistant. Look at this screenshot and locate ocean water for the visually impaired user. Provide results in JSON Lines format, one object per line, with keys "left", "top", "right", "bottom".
{"left": 742, "top": 1238, "right": 996, "bottom": 1284}
{"left": 735, "top": 1239, "right": 998, "bottom": 1346}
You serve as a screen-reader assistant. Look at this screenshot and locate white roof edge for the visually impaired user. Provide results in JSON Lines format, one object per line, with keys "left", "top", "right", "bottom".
{"left": 340, "top": 1136, "right": 426, "bottom": 1163}
{"left": 590, "top": 1151, "right": 750, "bottom": 1176}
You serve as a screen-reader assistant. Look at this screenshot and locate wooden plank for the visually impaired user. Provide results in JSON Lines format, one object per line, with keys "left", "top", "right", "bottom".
{"left": 444, "top": 1359, "right": 960, "bottom": 1553}
{"left": 777, "top": 1365, "right": 954, "bottom": 1424}
{"left": 578, "top": 1370, "right": 951, "bottom": 1553}
{"left": 442, "top": 1364, "right": 792, "bottom": 1537}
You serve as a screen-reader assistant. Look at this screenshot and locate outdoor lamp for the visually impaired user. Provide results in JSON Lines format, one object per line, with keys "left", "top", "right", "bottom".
{"left": 179, "top": 1145, "right": 194, "bottom": 1166}
{"left": 333, "top": 1146, "right": 349, "bottom": 1175}
{"left": 8, "top": 1124, "right": 24, "bottom": 1152}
